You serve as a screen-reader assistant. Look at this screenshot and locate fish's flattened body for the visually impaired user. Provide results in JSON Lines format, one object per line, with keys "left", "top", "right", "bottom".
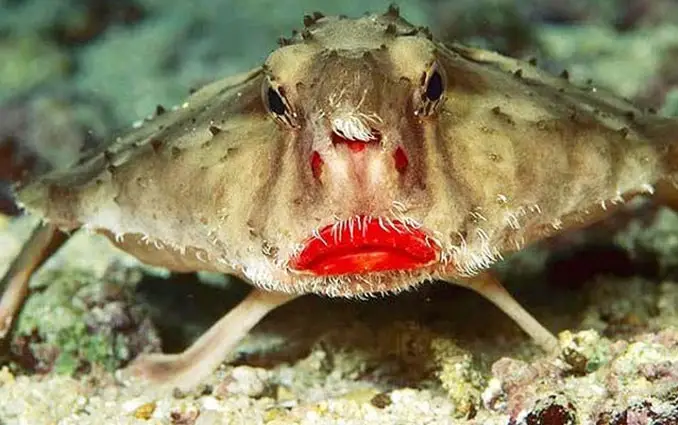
{"left": 423, "top": 43, "right": 665, "bottom": 271}
{"left": 12, "top": 10, "right": 678, "bottom": 295}
{"left": 17, "top": 69, "right": 283, "bottom": 275}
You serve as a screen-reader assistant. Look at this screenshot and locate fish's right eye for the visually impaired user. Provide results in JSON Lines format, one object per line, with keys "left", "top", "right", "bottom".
{"left": 263, "top": 79, "right": 297, "bottom": 128}
{"left": 266, "top": 86, "right": 287, "bottom": 116}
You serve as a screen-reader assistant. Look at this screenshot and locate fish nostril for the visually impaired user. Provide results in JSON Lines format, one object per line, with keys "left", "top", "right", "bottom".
{"left": 331, "top": 128, "right": 381, "bottom": 153}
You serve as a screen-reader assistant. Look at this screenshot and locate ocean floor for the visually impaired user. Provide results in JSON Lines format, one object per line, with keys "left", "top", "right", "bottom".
{"left": 1, "top": 0, "right": 678, "bottom": 424}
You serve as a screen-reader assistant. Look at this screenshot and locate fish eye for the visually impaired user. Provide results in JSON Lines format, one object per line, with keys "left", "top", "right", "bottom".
{"left": 425, "top": 69, "right": 443, "bottom": 101}
{"left": 262, "top": 78, "right": 297, "bottom": 127}
{"left": 266, "top": 86, "right": 287, "bottom": 115}
{"left": 415, "top": 62, "right": 445, "bottom": 117}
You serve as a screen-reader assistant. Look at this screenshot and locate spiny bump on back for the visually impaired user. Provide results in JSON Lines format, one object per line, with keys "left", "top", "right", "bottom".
{"left": 303, "top": 11, "right": 325, "bottom": 28}
{"left": 275, "top": 6, "right": 434, "bottom": 50}
{"left": 417, "top": 26, "right": 433, "bottom": 40}
{"left": 277, "top": 37, "right": 293, "bottom": 47}
{"left": 384, "top": 4, "right": 400, "bottom": 18}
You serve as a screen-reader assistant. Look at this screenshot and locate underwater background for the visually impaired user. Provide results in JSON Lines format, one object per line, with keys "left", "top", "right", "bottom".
{"left": 1, "top": 0, "right": 678, "bottom": 423}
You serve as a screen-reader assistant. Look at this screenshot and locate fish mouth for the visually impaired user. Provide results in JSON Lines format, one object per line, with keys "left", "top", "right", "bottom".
{"left": 289, "top": 216, "right": 439, "bottom": 276}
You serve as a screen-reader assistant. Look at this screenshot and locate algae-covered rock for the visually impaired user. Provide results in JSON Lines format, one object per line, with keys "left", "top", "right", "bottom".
{"left": 479, "top": 329, "right": 678, "bottom": 424}
{"left": 10, "top": 262, "right": 161, "bottom": 375}
{"left": 432, "top": 338, "right": 485, "bottom": 418}
{"left": 559, "top": 329, "right": 610, "bottom": 375}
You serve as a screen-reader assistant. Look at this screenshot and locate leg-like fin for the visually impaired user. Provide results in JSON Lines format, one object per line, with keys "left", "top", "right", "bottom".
{"left": 453, "top": 271, "right": 559, "bottom": 352}
{"left": 120, "top": 288, "right": 299, "bottom": 391}
{"left": 0, "top": 223, "right": 69, "bottom": 343}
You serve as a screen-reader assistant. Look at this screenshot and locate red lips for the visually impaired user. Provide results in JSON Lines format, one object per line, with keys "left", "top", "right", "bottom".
{"left": 289, "top": 217, "right": 438, "bottom": 275}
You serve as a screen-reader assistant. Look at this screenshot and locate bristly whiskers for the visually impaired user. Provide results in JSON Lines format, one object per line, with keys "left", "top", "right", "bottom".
{"left": 315, "top": 212, "right": 423, "bottom": 245}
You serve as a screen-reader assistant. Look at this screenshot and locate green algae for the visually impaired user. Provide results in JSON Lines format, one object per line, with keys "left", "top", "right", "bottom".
{"left": 559, "top": 330, "right": 610, "bottom": 375}
{"left": 11, "top": 265, "right": 159, "bottom": 375}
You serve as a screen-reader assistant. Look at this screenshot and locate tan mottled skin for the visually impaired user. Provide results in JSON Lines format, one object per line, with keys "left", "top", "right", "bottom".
{"left": 3, "top": 8, "right": 678, "bottom": 389}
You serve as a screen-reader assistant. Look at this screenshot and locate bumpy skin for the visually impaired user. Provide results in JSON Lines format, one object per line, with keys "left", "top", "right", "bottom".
{"left": 16, "top": 10, "right": 678, "bottom": 299}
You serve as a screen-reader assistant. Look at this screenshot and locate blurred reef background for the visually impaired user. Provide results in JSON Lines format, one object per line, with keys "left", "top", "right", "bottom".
{"left": 1, "top": 0, "right": 678, "bottom": 424}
